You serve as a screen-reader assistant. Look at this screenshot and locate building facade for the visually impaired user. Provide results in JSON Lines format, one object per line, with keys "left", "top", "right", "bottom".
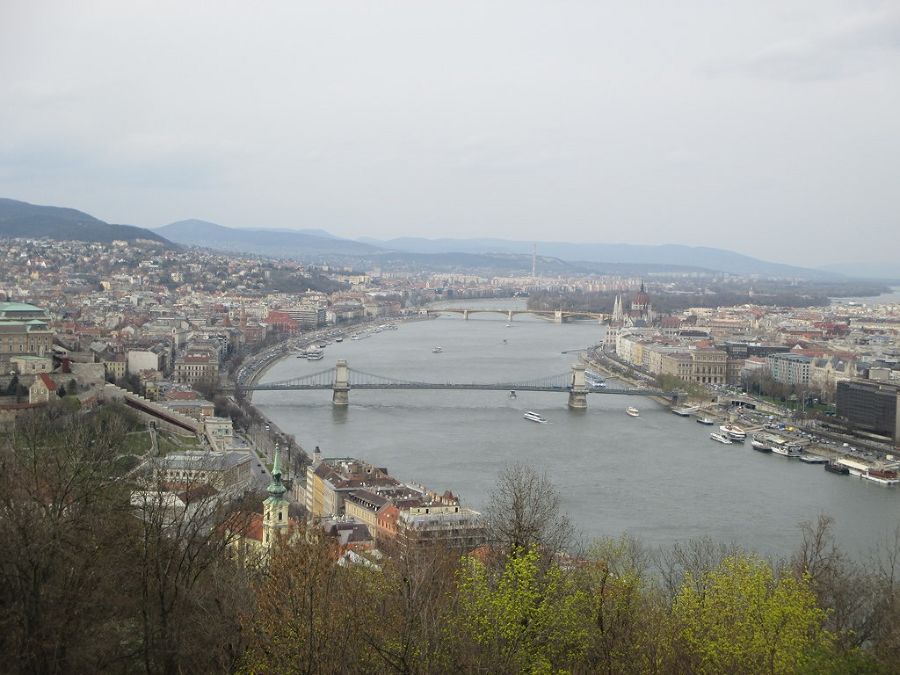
{"left": 768, "top": 353, "right": 812, "bottom": 386}
{"left": 836, "top": 380, "right": 900, "bottom": 443}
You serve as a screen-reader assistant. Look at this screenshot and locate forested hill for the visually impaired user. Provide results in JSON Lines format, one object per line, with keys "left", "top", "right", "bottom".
{"left": 0, "top": 198, "right": 171, "bottom": 245}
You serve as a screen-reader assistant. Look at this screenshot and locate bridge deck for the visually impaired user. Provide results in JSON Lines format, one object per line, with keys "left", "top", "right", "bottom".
{"left": 246, "top": 382, "right": 662, "bottom": 395}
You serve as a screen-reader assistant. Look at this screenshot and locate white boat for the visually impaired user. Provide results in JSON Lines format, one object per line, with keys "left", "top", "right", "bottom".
{"left": 306, "top": 350, "right": 324, "bottom": 361}
{"left": 626, "top": 407, "right": 640, "bottom": 417}
{"left": 800, "top": 455, "right": 828, "bottom": 464}
{"left": 696, "top": 417, "right": 715, "bottom": 426}
{"left": 523, "top": 411, "right": 547, "bottom": 423}
{"left": 432, "top": 346, "right": 443, "bottom": 353}
{"left": 840, "top": 459, "right": 900, "bottom": 486}
{"left": 710, "top": 432, "right": 733, "bottom": 445}
{"left": 335, "top": 337, "right": 344, "bottom": 343}
{"left": 751, "top": 437, "right": 772, "bottom": 452}
{"left": 672, "top": 406, "right": 698, "bottom": 417}
{"left": 771, "top": 443, "right": 803, "bottom": 458}
{"left": 720, "top": 424, "right": 746, "bottom": 441}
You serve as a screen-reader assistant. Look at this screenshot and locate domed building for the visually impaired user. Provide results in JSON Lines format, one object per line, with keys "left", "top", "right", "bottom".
{"left": 628, "top": 281, "right": 653, "bottom": 325}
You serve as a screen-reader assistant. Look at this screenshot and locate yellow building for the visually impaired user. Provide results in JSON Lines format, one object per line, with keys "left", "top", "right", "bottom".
{"left": 344, "top": 490, "right": 388, "bottom": 538}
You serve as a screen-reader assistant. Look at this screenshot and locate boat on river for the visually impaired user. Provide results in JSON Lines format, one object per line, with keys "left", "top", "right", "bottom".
{"left": 626, "top": 407, "right": 640, "bottom": 417}
{"left": 838, "top": 459, "right": 900, "bottom": 486}
{"left": 672, "top": 406, "right": 698, "bottom": 417}
{"left": 432, "top": 346, "right": 443, "bottom": 353}
{"left": 523, "top": 411, "right": 547, "bottom": 424}
{"left": 710, "top": 432, "right": 733, "bottom": 445}
{"left": 771, "top": 443, "right": 802, "bottom": 457}
{"left": 825, "top": 461, "right": 849, "bottom": 475}
{"left": 696, "top": 416, "right": 715, "bottom": 426}
{"left": 751, "top": 437, "right": 773, "bottom": 452}
{"left": 800, "top": 455, "right": 828, "bottom": 464}
{"left": 720, "top": 424, "right": 746, "bottom": 441}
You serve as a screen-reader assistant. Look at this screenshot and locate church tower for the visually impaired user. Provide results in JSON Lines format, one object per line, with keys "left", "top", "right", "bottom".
{"left": 262, "top": 449, "right": 289, "bottom": 550}
{"left": 612, "top": 294, "right": 624, "bottom": 323}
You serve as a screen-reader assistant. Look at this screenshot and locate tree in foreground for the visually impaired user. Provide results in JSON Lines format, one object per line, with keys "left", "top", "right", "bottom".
{"left": 453, "top": 547, "right": 588, "bottom": 674}
{"left": 484, "top": 463, "right": 573, "bottom": 562}
{"left": 670, "top": 553, "right": 835, "bottom": 674}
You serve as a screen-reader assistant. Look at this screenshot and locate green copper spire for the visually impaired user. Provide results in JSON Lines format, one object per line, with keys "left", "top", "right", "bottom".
{"left": 266, "top": 448, "right": 287, "bottom": 497}
{"left": 272, "top": 447, "right": 282, "bottom": 478}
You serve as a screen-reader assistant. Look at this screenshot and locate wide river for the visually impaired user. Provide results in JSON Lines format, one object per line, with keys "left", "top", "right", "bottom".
{"left": 255, "top": 300, "right": 900, "bottom": 558}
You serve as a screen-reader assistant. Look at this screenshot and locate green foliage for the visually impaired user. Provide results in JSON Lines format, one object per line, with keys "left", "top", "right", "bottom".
{"left": 580, "top": 535, "right": 659, "bottom": 674}
{"left": 59, "top": 395, "right": 81, "bottom": 412}
{"left": 655, "top": 373, "right": 709, "bottom": 399}
{"left": 454, "top": 548, "right": 588, "bottom": 673}
{"left": 671, "top": 554, "right": 834, "bottom": 674}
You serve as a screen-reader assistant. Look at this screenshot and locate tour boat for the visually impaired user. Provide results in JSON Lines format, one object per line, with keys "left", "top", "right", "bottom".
{"left": 751, "top": 437, "right": 772, "bottom": 452}
{"left": 306, "top": 350, "right": 324, "bottom": 361}
{"left": 696, "top": 417, "right": 715, "bottom": 426}
{"left": 847, "top": 462, "right": 900, "bottom": 486}
{"left": 672, "top": 406, "right": 698, "bottom": 417}
{"left": 432, "top": 346, "right": 443, "bottom": 353}
{"left": 523, "top": 411, "right": 547, "bottom": 424}
{"left": 800, "top": 455, "right": 828, "bottom": 464}
{"left": 626, "top": 407, "right": 640, "bottom": 417}
{"left": 710, "top": 432, "right": 733, "bottom": 445}
{"left": 335, "top": 337, "right": 344, "bottom": 343}
{"left": 771, "top": 443, "right": 802, "bottom": 458}
{"left": 719, "top": 424, "right": 746, "bottom": 441}
{"left": 824, "top": 461, "right": 849, "bottom": 475}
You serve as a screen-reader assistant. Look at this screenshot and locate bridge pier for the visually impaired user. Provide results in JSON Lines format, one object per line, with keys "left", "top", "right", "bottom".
{"left": 568, "top": 363, "right": 588, "bottom": 410}
{"left": 463, "top": 310, "right": 469, "bottom": 320}
{"left": 332, "top": 359, "right": 350, "bottom": 407}
{"left": 508, "top": 310, "right": 513, "bottom": 322}
{"left": 554, "top": 310, "right": 564, "bottom": 324}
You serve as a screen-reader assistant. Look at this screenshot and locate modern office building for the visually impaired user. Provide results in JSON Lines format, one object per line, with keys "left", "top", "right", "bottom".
{"left": 836, "top": 380, "right": 900, "bottom": 443}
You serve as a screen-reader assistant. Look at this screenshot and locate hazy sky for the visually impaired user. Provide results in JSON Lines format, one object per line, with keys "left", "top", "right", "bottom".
{"left": 2, "top": 1, "right": 899, "bottom": 266}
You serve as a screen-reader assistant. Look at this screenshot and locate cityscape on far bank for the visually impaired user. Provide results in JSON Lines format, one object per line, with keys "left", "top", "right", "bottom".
{"left": 3, "top": 216, "right": 900, "bottom": 671}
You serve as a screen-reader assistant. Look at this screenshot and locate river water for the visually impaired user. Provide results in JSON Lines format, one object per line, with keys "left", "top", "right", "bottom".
{"left": 255, "top": 300, "right": 900, "bottom": 558}
{"left": 831, "top": 286, "right": 900, "bottom": 305}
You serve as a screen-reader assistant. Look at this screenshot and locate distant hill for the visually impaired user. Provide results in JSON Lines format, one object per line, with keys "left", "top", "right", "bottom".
{"left": 0, "top": 198, "right": 170, "bottom": 245}
{"left": 818, "top": 262, "right": 900, "bottom": 282}
{"left": 367, "top": 250, "right": 710, "bottom": 275}
{"left": 360, "top": 237, "right": 838, "bottom": 279}
{"left": 157, "top": 220, "right": 380, "bottom": 257}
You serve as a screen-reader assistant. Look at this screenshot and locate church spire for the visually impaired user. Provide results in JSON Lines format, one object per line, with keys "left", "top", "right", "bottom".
{"left": 267, "top": 448, "right": 286, "bottom": 498}
{"left": 263, "top": 448, "right": 289, "bottom": 550}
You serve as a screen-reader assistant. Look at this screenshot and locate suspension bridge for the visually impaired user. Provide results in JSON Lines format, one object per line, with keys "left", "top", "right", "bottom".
{"left": 240, "top": 360, "right": 679, "bottom": 410}
{"left": 423, "top": 308, "right": 607, "bottom": 323}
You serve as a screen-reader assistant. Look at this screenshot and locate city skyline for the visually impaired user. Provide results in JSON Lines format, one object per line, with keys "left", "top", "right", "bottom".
{"left": 2, "top": 1, "right": 899, "bottom": 267}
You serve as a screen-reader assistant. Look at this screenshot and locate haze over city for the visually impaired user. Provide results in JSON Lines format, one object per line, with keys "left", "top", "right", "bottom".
{"left": 6, "top": 3, "right": 900, "bottom": 671}
{"left": 2, "top": 1, "right": 899, "bottom": 267}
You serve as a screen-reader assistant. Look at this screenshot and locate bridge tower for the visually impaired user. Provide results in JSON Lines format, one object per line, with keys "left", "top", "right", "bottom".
{"left": 463, "top": 310, "right": 469, "bottom": 320}
{"left": 332, "top": 359, "right": 350, "bottom": 406}
{"left": 554, "top": 310, "right": 564, "bottom": 324}
{"left": 508, "top": 310, "right": 513, "bottom": 322}
{"left": 568, "top": 363, "right": 588, "bottom": 410}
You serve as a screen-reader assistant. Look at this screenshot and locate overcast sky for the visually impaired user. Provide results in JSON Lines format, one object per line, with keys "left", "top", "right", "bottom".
{"left": 2, "top": 1, "right": 899, "bottom": 266}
